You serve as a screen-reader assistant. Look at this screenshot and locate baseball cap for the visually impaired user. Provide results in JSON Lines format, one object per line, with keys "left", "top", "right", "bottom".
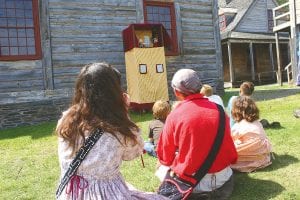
{"left": 171, "top": 69, "right": 202, "bottom": 95}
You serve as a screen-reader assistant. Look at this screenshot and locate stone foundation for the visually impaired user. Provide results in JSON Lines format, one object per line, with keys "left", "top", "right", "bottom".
{"left": 0, "top": 89, "right": 72, "bottom": 129}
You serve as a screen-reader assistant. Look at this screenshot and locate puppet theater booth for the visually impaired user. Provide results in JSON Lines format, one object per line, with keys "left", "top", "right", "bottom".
{"left": 122, "top": 24, "right": 171, "bottom": 111}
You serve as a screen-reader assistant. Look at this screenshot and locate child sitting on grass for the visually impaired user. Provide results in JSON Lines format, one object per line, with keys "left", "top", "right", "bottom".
{"left": 144, "top": 100, "right": 171, "bottom": 157}
{"left": 230, "top": 96, "right": 272, "bottom": 172}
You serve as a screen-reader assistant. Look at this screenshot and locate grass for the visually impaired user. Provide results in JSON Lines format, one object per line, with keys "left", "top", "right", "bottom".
{"left": 0, "top": 84, "right": 299, "bottom": 199}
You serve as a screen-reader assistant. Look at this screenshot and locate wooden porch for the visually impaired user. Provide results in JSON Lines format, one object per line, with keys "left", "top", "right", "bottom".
{"left": 221, "top": 32, "right": 289, "bottom": 87}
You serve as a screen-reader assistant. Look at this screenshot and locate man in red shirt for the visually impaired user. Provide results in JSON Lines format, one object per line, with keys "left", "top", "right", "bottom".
{"left": 156, "top": 69, "right": 237, "bottom": 199}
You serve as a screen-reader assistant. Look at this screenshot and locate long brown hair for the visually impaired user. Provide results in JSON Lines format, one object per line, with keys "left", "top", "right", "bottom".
{"left": 231, "top": 96, "right": 259, "bottom": 123}
{"left": 56, "top": 63, "right": 138, "bottom": 154}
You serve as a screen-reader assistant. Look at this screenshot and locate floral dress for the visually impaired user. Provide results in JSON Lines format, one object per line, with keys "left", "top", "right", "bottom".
{"left": 57, "top": 128, "right": 167, "bottom": 200}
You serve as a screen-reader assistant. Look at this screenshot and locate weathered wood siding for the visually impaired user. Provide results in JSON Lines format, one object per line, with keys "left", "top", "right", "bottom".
{"left": 48, "top": 0, "right": 223, "bottom": 93}
{"left": 167, "top": 0, "right": 223, "bottom": 94}
{"left": 0, "top": 61, "right": 44, "bottom": 93}
{"left": 236, "top": 0, "right": 277, "bottom": 33}
{"left": 0, "top": 0, "right": 223, "bottom": 128}
{"left": 48, "top": 0, "right": 137, "bottom": 88}
{"left": 0, "top": 0, "right": 222, "bottom": 94}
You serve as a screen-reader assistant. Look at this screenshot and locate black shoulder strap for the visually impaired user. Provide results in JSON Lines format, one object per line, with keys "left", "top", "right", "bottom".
{"left": 193, "top": 104, "right": 226, "bottom": 183}
{"left": 56, "top": 128, "right": 104, "bottom": 199}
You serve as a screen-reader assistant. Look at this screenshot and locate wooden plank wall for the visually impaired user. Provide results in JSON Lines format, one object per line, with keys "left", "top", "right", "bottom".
{"left": 48, "top": 0, "right": 137, "bottom": 89}
{"left": 237, "top": 0, "right": 277, "bottom": 33}
{"left": 0, "top": 61, "right": 44, "bottom": 93}
{"left": 166, "top": 0, "right": 222, "bottom": 94}
{"left": 0, "top": 0, "right": 222, "bottom": 95}
{"left": 49, "top": 0, "right": 222, "bottom": 93}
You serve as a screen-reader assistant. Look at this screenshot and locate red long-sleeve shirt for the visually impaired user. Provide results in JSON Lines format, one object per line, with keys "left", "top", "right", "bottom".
{"left": 157, "top": 93, "right": 237, "bottom": 184}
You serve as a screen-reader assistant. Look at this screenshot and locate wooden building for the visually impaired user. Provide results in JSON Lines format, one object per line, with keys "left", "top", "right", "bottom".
{"left": 273, "top": 0, "right": 300, "bottom": 85}
{"left": 0, "top": 0, "right": 223, "bottom": 129}
{"left": 219, "top": 0, "right": 289, "bottom": 86}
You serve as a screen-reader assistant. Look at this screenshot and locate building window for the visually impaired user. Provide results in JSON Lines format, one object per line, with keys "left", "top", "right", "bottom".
{"left": 0, "top": 0, "right": 41, "bottom": 61}
{"left": 267, "top": 9, "right": 274, "bottom": 32}
{"left": 143, "top": 1, "right": 178, "bottom": 55}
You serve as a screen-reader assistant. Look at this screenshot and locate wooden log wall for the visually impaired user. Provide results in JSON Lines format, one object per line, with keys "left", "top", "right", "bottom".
{"left": 48, "top": 0, "right": 137, "bottom": 88}
{"left": 166, "top": 0, "right": 223, "bottom": 95}
{"left": 0, "top": 0, "right": 223, "bottom": 128}
{"left": 48, "top": 0, "right": 222, "bottom": 93}
{"left": 0, "top": 0, "right": 222, "bottom": 96}
{"left": 237, "top": 0, "right": 277, "bottom": 33}
{"left": 0, "top": 61, "right": 44, "bottom": 93}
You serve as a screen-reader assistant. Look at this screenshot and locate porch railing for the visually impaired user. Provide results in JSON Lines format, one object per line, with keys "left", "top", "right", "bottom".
{"left": 284, "top": 62, "right": 293, "bottom": 83}
{"left": 273, "top": 2, "right": 290, "bottom": 32}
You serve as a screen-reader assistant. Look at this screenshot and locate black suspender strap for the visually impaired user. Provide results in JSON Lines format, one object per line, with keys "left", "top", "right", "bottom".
{"left": 56, "top": 128, "right": 104, "bottom": 199}
{"left": 193, "top": 104, "right": 226, "bottom": 183}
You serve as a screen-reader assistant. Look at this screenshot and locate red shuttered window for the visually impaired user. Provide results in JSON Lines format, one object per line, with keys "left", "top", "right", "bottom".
{"left": 0, "top": 0, "right": 41, "bottom": 61}
{"left": 143, "top": 1, "right": 179, "bottom": 55}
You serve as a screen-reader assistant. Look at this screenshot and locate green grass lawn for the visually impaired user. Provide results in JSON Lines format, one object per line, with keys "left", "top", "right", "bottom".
{"left": 0, "top": 84, "right": 299, "bottom": 199}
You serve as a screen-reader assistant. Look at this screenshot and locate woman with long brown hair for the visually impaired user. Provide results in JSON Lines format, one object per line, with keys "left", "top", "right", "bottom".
{"left": 56, "top": 63, "right": 167, "bottom": 200}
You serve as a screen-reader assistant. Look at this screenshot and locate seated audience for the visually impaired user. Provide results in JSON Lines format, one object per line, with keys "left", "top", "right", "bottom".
{"left": 144, "top": 100, "right": 171, "bottom": 157}
{"left": 200, "top": 84, "right": 225, "bottom": 109}
{"left": 230, "top": 96, "right": 272, "bottom": 172}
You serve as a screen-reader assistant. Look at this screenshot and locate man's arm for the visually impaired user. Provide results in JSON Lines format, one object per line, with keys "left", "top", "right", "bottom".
{"left": 156, "top": 117, "right": 176, "bottom": 166}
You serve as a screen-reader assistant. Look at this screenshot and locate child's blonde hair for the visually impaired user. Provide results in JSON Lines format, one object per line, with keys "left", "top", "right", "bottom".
{"left": 152, "top": 100, "right": 171, "bottom": 120}
{"left": 200, "top": 84, "right": 213, "bottom": 96}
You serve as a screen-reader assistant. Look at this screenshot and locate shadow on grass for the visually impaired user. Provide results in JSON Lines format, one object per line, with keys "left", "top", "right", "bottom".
{"left": 223, "top": 88, "right": 300, "bottom": 105}
{"left": 130, "top": 111, "right": 153, "bottom": 123}
{"left": 231, "top": 173, "right": 285, "bottom": 200}
{"left": 260, "top": 153, "right": 299, "bottom": 172}
{"left": 252, "top": 88, "right": 300, "bottom": 101}
{"left": 0, "top": 121, "right": 56, "bottom": 140}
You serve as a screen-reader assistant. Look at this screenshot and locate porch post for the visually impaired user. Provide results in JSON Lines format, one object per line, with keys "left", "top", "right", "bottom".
{"left": 269, "top": 43, "right": 275, "bottom": 79}
{"left": 289, "top": 0, "right": 298, "bottom": 84}
{"left": 249, "top": 42, "right": 255, "bottom": 81}
{"left": 227, "top": 41, "right": 234, "bottom": 85}
{"left": 275, "top": 32, "right": 282, "bottom": 85}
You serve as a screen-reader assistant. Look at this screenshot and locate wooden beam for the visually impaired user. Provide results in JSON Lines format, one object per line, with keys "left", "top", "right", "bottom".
{"left": 135, "top": 0, "right": 144, "bottom": 23}
{"left": 275, "top": 32, "right": 282, "bottom": 86}
{"left": 289, "top": 0, "right": 298, "bottom": 84}
{"left": 40, "top": 0, "right": 54, "bottom": 90}
{"left": 249, "top": 43, "right": 255, "bottom": 81}
{"left": 227, "top": 42, "right": 234, "bottom": 84}
{"left": 212, "top": 0, "right": 223, "bottom": 89}
{"left": 221, "top": 39, "right": 289, "bottom": 45}
{"left": 269, "top": 43, "right": 276, "bottom": 80}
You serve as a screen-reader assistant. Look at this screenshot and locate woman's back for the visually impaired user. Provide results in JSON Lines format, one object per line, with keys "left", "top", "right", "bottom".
{"left": 58, "top": 130, "right": 167, "bottom": 200}
{"left": 230, "top": 120, "right": 272, "bottom": 172}
{"left": 58, "top": 132, "right": 139, "bottom": 180}
{"left": 56, "top": 63, "right": 167, "bottom": 200}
